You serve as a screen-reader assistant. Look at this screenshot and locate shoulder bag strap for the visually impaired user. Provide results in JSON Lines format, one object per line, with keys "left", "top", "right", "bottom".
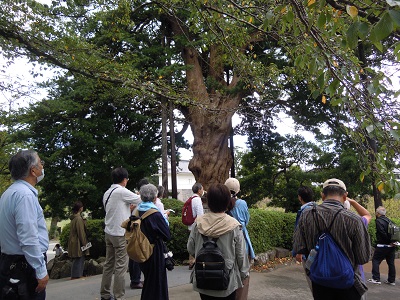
{"left": 141, "top": 208, "right": 158, "bottom": 220}
{"left": 104, "top": 187, "right": 119, "bottom": 210}
{"left": 327, "top": 209, "right": 342, "bottom": 233}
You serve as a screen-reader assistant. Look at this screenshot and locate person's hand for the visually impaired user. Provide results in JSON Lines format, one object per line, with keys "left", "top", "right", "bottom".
{"left": 165, "top": 210, "right": 170, "bottom": 216}
{"left": 295, "top": 253, "right": 303, "bottom": 262}
{"left": 347, "top": 197, "right": 355, "bottom": 204}
{"left": 36, "top": 274, "right": 49, "bottom": 293}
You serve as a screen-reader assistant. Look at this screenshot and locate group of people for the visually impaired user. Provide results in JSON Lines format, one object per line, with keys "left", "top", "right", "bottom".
{"left": 0, "top": 149, "right": 398, "bottom": 300}
{"left": 100, "top": 168, "right": 173, "bottom": 300}
{"left": 293, "top": 178, "right": 397, "bottom": 300}
{"left": 101, "top": 169, "right": 255, "bottom": 300}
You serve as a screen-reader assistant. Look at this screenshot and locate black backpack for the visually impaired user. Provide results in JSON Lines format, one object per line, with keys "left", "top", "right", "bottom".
{"left": 195, "top": 234, "right": 229, "bottom": 290}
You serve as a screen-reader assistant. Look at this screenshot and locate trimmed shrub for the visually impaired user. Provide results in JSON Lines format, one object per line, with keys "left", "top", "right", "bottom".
{"left": 166, "top": 216, "right": 190, "bottom": 261}
{"left": 162, "top": 198, "right": 184, "bottom": 217}
{"left": 247, "top": 209, "right": 296, "bottom": 253}
{"left": 60, "top": 209, "right": 298, "bottom": 261}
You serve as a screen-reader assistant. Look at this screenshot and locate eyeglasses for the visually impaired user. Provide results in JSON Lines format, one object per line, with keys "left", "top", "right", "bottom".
{"left": 40, "top": 160, "right": 45, "bottom": 166}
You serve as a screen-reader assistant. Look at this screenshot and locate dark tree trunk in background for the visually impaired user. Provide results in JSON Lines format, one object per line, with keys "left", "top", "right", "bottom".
{"left": 169, "top": 101, "right": 178, "bottom": 199}
{"left": 161, "top": 99, "right": 168, "bottom": 198}
{"left": 230, "top": 126, "right": 235, "bottom": 178}
{"left": 358, "top": 42, "right": 382, "bottom": 209}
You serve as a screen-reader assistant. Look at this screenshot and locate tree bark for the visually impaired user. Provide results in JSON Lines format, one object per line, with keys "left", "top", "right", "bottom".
{"left": 169, "top": 18, "right": 244, "bottom": 189}
{"left": 169, "top": 101, "right": 178, "bottom": 199}
{"left": 161, "top": 99, "right": 168, "bottom": 198}
{"left": 187, "top": 103, "right": 238, "bottom": 189}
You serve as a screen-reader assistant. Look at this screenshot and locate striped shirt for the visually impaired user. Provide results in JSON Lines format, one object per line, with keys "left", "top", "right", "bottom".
{"left": 293, "top": 200, "right": 371, "bottom": 267}
{"left": 293, "top": 200, "right": 371, "bottom": 294}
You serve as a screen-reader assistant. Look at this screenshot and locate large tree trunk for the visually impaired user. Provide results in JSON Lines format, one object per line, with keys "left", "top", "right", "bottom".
{"left": 169, "top": 20, "right": 244, "bottom": 188}
{"left": 188, "top": 106, "right": 236, "bottom": 189}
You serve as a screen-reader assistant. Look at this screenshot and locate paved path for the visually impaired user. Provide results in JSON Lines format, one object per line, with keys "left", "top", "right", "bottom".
{"left": 46, "top": 259, "right": 400, "bottom": 300}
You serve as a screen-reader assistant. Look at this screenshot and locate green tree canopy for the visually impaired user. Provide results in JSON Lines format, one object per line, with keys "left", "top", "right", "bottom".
{"left": 7, "top": 75, "right": 162, "bottom": 219}
{"left": 0, "top": 0, "right": 399, "bottom": 195}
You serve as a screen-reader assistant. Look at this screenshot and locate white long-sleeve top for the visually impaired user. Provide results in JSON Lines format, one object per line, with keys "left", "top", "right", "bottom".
{"left": 188, "top": 194, "right": 204, "bottom": 231}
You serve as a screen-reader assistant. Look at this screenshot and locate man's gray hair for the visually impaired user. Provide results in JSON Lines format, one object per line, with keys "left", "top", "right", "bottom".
{"left": 376, "top": 206, "right": 386, "bottom": 216}
{"left": 9, "top": 150, "right": 39, "bottom": 180}
{"left": 192, "top": 182, "right": 203, "bottom": 193}
{"left": 140, "top": 183, "right": 158, "bottom": 202}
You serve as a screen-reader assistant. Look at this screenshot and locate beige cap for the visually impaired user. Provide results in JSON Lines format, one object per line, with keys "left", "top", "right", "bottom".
{"left": 224, "top": 178, "right": 240, "bottom": 194}
{"left": 322, "top": 178, "right": 347, "bottom": 191}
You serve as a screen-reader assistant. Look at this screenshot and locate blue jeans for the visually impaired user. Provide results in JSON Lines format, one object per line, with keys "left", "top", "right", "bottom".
{"left": 371, "top": 246, "right": 396, "bottom": 282}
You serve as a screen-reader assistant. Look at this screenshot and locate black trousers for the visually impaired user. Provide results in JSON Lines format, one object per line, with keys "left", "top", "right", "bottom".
{"left": 0, "top": 253, "right": 46, "bottom": 300}
{"left": 371, "top": 246, "right": 396, "bottom": 282}
{"left": 199, "top": 291, "right": 236, "bottom": 300}
{"left": 312, "top": 282, "right": 360, "bottom": 300}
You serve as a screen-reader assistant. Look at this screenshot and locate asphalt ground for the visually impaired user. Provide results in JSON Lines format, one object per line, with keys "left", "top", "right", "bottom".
{"left": 46, "top": 259, "right": 400, "bottom": 300}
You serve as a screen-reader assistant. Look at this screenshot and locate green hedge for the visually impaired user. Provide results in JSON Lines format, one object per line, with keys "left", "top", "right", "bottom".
{"left": 161, "top": 198, "right": 184, "bottom": 218}
{"left": 59, "top": 209, "right": 297, "bottom": 260}
{"left": 59, "top": 209, "right": 400, "bottom": 261}
{"left": 247, "top": 209, "right": 296, "bottom": 253}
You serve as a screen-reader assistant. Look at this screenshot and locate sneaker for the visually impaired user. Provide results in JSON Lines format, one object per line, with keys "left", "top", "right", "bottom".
{"left": 367, "top": 278, "right": 382, "bottom": 285}
{"left": 384, "top": 280, "right": 396, "bottom": 286}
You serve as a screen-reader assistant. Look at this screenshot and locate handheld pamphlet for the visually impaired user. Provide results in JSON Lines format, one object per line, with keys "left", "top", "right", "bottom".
{"left": 81, "top": 242, "right": 92, "bottom": 251}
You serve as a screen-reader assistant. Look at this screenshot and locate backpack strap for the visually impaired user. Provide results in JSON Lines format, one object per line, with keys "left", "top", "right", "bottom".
{"left": 201, "top": 234, "right": 218, "bottom": 243}
{"left": 327, "top": 209, "right": 342, "bottom": 233}
{"left": 312, "top": 204, "right": 342, "bottom": 237}
{"left": 140, "top": 208, "right": 159, "bottom": 220}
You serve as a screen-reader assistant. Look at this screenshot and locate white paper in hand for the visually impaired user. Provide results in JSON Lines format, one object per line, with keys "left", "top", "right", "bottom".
{"left": 81, "top": 242, "right": 92, "bottom": 251}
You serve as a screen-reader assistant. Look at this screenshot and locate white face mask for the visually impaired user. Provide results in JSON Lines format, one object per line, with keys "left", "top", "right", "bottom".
{"left": 36, "top": 169, "right": 45, "bottom": 183}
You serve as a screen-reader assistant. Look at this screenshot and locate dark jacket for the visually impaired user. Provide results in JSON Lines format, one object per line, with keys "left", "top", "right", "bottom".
{"left": 375, "top": 215, "right": 392, "bottom": 244}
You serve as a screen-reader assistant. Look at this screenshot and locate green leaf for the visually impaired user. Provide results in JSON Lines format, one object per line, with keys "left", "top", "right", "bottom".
{"left": 309, "top": 58, "right": 316, "bottom": 73}
{"left": 358, "top": 22, "right": 369, "bottom": 40}
{"left": 328, "top": 78, "right": 340, "bottom": 95}
{"left": 360, "top": 171, "right": 365, "bottom": 182}
{"left": 330, "top": 98, "right": 343, "bottom": 106}
{"left": 311, "top": 90, "right": 320, "bottom": 99}
{"left": 388, "top": 10, "right": 400, "bottom": 28}
{"left": 317, "top": 13, "right": 326, "bottom": 29}
{"left": 371, "top": 12, "right": 393, "bottom": 42}
{"left": 390, "top": 129, "right": 400, "bottom": 141}
{"left": 294, "top": 55, "right": 304, "bottom": 68}
{"left": 346, "top": 23, "right": 359, "bottom": 49}
{"left": 317, "top": 72, "right": 325, "bottom": 90}
{"left": 286, "top": 9, "right": 294, "bottom": 24}
{"left": 372, "top": 40, "right": 384, "bottom": 52}
{"left": 366, "top": 124, "right": 374, "bottom": 133}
